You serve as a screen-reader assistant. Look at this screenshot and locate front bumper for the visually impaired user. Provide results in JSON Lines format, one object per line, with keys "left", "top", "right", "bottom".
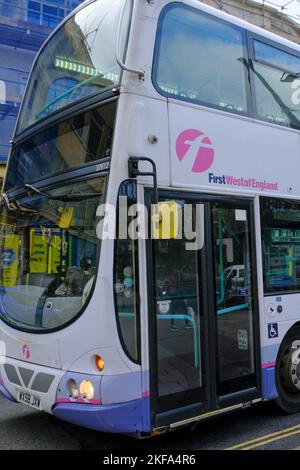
{"left": 0, "top": 357, "right": 151, "bottom": 435}
{"left": 52, "top": 396, "right": 150, "bottom": 435}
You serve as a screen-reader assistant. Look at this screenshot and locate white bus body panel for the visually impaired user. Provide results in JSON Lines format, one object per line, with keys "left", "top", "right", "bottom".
{"left": 168, "top": 100, "right": 300, "bottom": 197}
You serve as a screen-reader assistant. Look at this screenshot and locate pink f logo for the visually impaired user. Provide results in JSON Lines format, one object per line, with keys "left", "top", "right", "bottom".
{"left": 176, "top": 129, "right": 214, "bottom": 173}
{"left": 23, "top": 344, "right": 30, "bottom": 360}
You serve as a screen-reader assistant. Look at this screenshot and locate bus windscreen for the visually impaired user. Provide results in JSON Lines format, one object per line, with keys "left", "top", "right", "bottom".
{"left": 16, "top": 0, "right": 129, "bottom": 134}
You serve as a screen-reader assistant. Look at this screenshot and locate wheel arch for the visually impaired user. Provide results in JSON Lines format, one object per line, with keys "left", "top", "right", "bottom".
{"left": 274, "top": 321, "right": 300, "bottom": 413}
{"left": 276, "top": 321, "right": 300, "bottom": 362}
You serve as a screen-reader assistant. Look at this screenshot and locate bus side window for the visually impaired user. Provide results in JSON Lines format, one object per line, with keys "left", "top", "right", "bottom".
{"left": 261, "top": 198, "right": 300, "bottom": 293}
{"left": 252, "top": 41, "right": 300, "bottom": 130}
{"left": 153, "top": 4, "right": 249, "bottom": 115}
{"left": 114, "top": 181, "right": 140, "bottom": 363}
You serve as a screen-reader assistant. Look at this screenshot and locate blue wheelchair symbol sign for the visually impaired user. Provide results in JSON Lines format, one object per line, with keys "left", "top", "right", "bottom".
{"left": 268, "top": 323, "right": 278, "bottom": 339}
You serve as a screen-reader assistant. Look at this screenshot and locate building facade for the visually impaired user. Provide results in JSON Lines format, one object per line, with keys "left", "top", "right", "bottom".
{"left": 0, "top": 0, "right": 83, "bottom": 183}
{"left": 202, "top": 0, "right": 300, "bottom": 43}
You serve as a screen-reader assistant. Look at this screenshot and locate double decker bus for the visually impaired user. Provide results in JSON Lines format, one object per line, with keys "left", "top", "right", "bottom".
{"left": 0, "top": 0, "right": 300, "bottom": 436}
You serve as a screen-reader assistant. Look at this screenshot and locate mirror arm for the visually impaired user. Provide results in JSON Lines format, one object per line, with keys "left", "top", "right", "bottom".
{"left": 128, "top": 156, "right": 158, "bottom": 207}
{"left": 116, "top": 0, "right": 145, "bottom": 81}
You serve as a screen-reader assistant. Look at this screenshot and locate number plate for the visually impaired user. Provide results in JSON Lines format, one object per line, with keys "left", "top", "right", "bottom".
{"left": 18, "top": 391, "right": 41, "bottom": 409}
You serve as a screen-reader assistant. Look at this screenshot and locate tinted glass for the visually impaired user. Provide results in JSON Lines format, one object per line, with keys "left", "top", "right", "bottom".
{"left": 114, "top": 181, "right": 140, "bottom": 362}
{"left": 154, "top": 4, "right": 248, "bottom": 114}
{"left": 0, "top": 177, "right": 105, "bottom": 332}
{"left": 254, "top": 41, "right": 300, "bottom": 75}
{"left": 212, "top": 203, "right": 255, "bottom": 393}
{"left": 253, "top": 42, "right": 300, "bottom": 129}
{"left": 153, "top": 201, "right": 202, "bottom": 398}
{"left": 17, "top": 0, "right": 129, "bottom": 133}
{"left": 5, "top": 102, "right": 116, "bottom": 191}
{"left": 261, "top": 198, "right": 300, "bottom": 293}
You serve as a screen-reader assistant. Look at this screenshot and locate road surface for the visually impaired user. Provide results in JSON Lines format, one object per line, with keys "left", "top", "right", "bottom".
{"left": 2, "top": 395, "right": 300, "bottom": 450}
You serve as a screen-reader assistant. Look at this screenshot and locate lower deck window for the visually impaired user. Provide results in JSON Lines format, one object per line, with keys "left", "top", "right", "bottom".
{"left": 114, "top": 181, "right": 140, "bottom": 363}
{"left": 261, "top": 197, "right": 300, "bottom": 293}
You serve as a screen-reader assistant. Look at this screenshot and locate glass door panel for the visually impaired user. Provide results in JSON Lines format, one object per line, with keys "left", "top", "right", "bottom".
{"left": 153, "top": 201, "right": 204, "bottom": 407}
{"left": 211, "top": 202, "right": 256, "bottom": 395}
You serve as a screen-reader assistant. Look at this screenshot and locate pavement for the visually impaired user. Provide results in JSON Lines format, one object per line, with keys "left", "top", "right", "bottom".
{"left": 2, "top": 395, "right": 300, "bottom": 450}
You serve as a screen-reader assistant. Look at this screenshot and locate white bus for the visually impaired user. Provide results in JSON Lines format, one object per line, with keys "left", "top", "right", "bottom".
{"left": 0, "top": 0, "right": 300, "bottom": 436}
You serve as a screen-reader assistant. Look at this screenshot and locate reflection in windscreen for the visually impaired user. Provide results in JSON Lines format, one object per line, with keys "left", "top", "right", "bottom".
{"left": 5, "top": 102, "right": 116, "bottom": 191}
{"left": 17, "top": 0, "right": 129, "bottom": 133}
{"left": 0, "top": 177, "right": 105, "bottom": 331}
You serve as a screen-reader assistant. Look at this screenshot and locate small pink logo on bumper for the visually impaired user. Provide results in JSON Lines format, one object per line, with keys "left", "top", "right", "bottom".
{"left": 176, "top": 129, "right": 214, "bottom": 173}
{"left": 23, "top": 344, "right": 30, "bottom": 360}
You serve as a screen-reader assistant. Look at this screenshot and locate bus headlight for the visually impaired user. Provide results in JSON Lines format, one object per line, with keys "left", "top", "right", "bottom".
{"left": 68, "top": 379, "right": 79, "bottom": 399}
{"left": 80, "top": 380, "right": 94, "bottom": 401}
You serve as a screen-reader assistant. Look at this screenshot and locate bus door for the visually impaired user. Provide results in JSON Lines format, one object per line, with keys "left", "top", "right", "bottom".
{"left": 147, "top": 193, "right": 260, "bottom": 428}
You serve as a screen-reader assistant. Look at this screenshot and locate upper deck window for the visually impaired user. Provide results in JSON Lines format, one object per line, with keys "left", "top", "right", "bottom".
{"left": 153, "top": 4, "right": 249, "bottom": 115}
{"left": 17, "top": 0, "right": 130, "bottom": 135}
{"left": 252, "top": 41, "right": 300, "bottom": 129}
{"left": 254, "top": 41, "right": 300, "bottom": 76}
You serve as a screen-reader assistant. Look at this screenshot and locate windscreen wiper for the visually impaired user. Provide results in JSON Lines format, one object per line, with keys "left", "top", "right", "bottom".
{"left": 15, "top": 200, "right": 38, "bottom": 214}
{"left": 24, "top": 184, "right": 99, "bottom": 202}
{"left": 0, "top": 192, "right": 38, "bottom": 214}
{"left": 1, "top": 192, "right": 38, "bottom": 214}
{"left": 1, "top": 192, "right": 17, "bottom": 211}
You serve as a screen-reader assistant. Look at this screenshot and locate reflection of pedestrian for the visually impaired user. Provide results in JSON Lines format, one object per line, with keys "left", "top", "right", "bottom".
{"left": 184, "top": 300, "right": 195, "bottom": 330}
{"left": 162, "top": 274, "right": 179, "bottom": 331}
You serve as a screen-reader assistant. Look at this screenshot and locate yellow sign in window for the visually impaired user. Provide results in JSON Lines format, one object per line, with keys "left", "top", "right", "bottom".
{"left": 152, "top": 201, "right": 180, "bottom": 240}
{"left": 59, "top": 207, "right": 74, "bottom": 229}
{"left": 30, "top": 230, "right": 48, "bottom": 273}
{"left": 2, "top": 234, "right": 19, "bottom": 288}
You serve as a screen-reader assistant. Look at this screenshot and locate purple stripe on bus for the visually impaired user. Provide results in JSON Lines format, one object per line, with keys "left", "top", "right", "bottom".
{"left": 56, "top": 397, "right": 102, "bottom": 405}
{"left": 261, "top": 344, "right": 280, "bottom": 365}
{"left": 261, "top": 366, "right": 278, "bottom": 400}
{"left": 52, "top": 396, "right": 151, "bottom": 435}
{"left": 261, "top": 344, "right": 278, "bottom": 399}
{"left": 56, "top": 391, "right": 150, "bottom": 405}
{"left": 261, "top": 361, "right": 276, "bottom": 369}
